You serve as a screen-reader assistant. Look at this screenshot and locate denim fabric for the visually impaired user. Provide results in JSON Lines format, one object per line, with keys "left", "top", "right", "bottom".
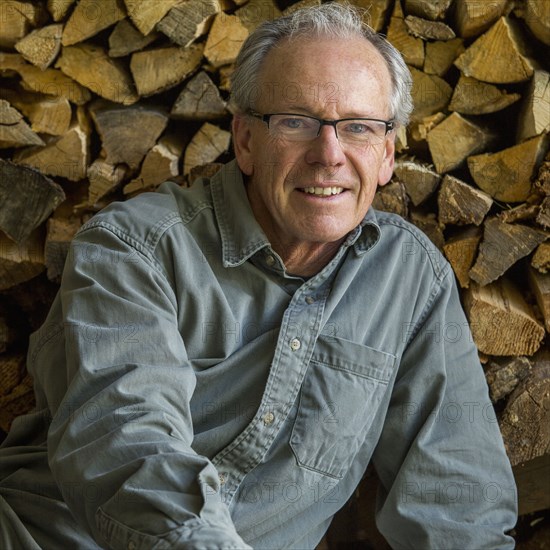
{"left": 0, "top": 160, "right": 517, "bottom": 549}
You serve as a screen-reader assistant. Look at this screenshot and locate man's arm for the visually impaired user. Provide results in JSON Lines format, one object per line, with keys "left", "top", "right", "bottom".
{"left": 44, "top": 223, "right": 250, "bottom": 549}
{"left": 372, "top": 271, "right": 517, "bottom": 549}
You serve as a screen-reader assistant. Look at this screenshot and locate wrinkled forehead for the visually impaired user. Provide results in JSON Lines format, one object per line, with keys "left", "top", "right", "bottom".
{"left": 253, "top": 36, "right": 393, "bottom": 117}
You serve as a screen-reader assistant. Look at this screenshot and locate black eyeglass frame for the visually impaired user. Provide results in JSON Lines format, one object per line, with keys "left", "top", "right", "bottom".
{"left": 247, "top": 110, "right": 395, "bottom": 139}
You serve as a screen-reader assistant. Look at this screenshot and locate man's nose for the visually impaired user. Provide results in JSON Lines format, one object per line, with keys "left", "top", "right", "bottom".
{"left": 305, "top": 124, "right": 346, "bottom": 166}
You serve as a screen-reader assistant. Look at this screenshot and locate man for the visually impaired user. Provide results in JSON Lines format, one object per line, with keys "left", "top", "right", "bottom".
{"left": 0, "top": 4, "right": 517, "bottom": 549}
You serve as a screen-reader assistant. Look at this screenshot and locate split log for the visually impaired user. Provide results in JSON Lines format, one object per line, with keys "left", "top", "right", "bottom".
{"left": 14, "top": 62, "right": 92, "bottom": 105}
{"left": 468, "top": 134, "right": 549, "bottom": 202}
{"left": 183, "top": 123, "right": 231, "bottom": 175}
{"left": 124, "top": 133, "right": 185, "bottom": 195}
{"left": 437, "top": 174, "right": 493, "bottom": 226}
{"left": 452, "top": 0, "right": 508, "bottom": 38}
{"left": 89, "top": 100, "right": 169, "bottom": 170}
{"left": 108, "top": 19, "right": 160, "bottom": 58}
{"left": 528, "top": 267, "right": 550, "bottom": 331}
{"left": 0, "top": 1, "right": 45, "bottom": 49}
{"left": 56, "top": 43, "right": 139, "bottom": 105}
{"left": 371, "top": 180, "right": 408, "bottom": 218}
{"left": 171, "top": 71, "right": 226, "bottom": 120}
{"left": 469, "top": 218, "right": 547, "bottom": 286}
{"left": 454, "top": 17, "right": 535, "bottom": 84}
{"left": 0, "top": 88, "right": 72, "bottom": 136}
{"left": 14, "top": 23, "right": 62, "bottom": 70}
{"left": 443, "top": 225, "right": 482, "bottom": 288}
{"left": 513, "top": 453, "right": 550, "bottom": 515}
{"left": 130, "top": 43, "right": 204, "bottom": 97}
{"left": 517, "top": 70, "right": 550, "bottom": 143}
{"left": 283, "top": 0, "right": 321, "bottom": 15}
{"left": 532, "top": 242, "right": 550, "bottom": 273}
{"left": 123, "top": 0, "right": 180, "bottom": 36}
{"left": 393, "top": 160, "right": 440, "bottom": 206}
{"left": 0, "top": 100, "right": 44, "bottom": 149}
{"left": 13, "top": 109, "right": 91, "bottom": 182}
{"left": 409, "top": 112, "right": 445, "bottom": 143}
{"left": 86, "top": 158, "right": 127, "bottom": 206}
{"left": 0, "top": 230, "right": 45, "bottom": 291}
{"left": 523, "top": 0, "right": 550, "bottom": 46}
{"left": 500, "top": 359, "right": 550, "bottom": 465}
{"left": 405, "top": 0, "right": 453, "bottom": 21}
{"left": 47, "top": 0, "right": 76, "bottom": 22}
{"left": 187, "top": 163, "right": 223, "bottom": 186}
{"left": 0, "top": 160, "right": 65, "bottom": 244}
{"left": 204, "top": 14, "right": 249, "bottom": 68}
{"left": 498, "top": 202, "right": 539, "bottom": 224}
{"left": 387, "top": 1, "right": 424, "bottom": 69}
{"left": 156, "top": 0, "right": 220, "bottom": 47}
{"left": 485, "top": 356, "right": 532, "bottom": 402}
{"left": 404, "top": 16, "right": 455, "bottom": 41}
{"left": 0, "top": 52, "right": 28, "bottom": 74}
{"left": 427, "top": 112, "right": 493, "bottom": 173}
{"left": 424, "top": 38, "right": 464, "bottom": 76}
{"left": 409, "top": 67, "right": 453, "bottom": 121}
{"left": 409, "top": 210, "right": 445, "bottom": 249}
{"left": 463, "top": 279, "right": 545, "bottom": 356}
{"left": 537, "top": 196, "right": 550, "bottom": 229}
{"left": 449, "top": 75, "right": 521, "bottom": 115}
{"left": 62, "top": 0, "right": 125, "bottom": 46}
{"left": 236, "top": 0, "right": 282, "bottom": 32}
{"left": 535, "top": 153, "right": 550, "bottom": 195}
{"left": 45, "top": 217, "right": 81, "bottom": 282}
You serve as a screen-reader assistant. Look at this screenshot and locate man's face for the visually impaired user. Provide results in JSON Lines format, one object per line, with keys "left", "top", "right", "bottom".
{"left": 233, "top": 36, "right": 396, "bottom": 251}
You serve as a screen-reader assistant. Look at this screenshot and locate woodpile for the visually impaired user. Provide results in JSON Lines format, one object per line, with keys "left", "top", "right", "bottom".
{"left": 0, "top": 0, "right": 549, "bottom": 543}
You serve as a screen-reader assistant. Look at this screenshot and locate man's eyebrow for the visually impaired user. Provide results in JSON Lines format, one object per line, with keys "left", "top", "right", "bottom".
{"left": 275, "top": 107, "right": 385, "bottom": 120}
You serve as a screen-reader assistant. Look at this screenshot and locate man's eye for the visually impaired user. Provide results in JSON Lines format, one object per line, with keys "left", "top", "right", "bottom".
{"left": 281, "top": 118, "right": 306, "bottom": 129}
{"left": 344, "top": 122, "right": 371, "bottom": 134}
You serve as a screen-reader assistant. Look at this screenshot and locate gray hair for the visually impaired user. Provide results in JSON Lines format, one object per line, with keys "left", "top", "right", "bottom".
{"left": 230, "top": 2, "right": 413, "bottom": 127}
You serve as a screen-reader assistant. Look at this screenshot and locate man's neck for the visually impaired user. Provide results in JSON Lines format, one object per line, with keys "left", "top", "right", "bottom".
{"left": 272, "top": 238, "right": 345, "bottom": 278}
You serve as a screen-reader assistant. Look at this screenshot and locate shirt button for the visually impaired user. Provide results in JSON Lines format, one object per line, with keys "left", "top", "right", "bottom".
{"left": 305, "top": 296, "right": 315, "bottom": 305}
{"left": 265, "top": 255, "right": 275, "bottom": 266}
{"left": 290, "top": 338, "right": 301, "bottom": 351}
{"left": 263, "top": 412, "right": 275, "bottom": 425}
{"left": 128, "top": 541, "right": 137, "bottom": 550}
{"left": 219, "top": 473, "right": 226, "bottom": 485}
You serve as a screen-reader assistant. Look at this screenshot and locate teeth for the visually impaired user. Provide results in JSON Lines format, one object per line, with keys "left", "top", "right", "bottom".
{"left": 303, "top": 186, "right": 344, "bottom": 196}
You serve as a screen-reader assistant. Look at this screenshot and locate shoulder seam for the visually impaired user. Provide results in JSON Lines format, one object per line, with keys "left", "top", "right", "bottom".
{"left": 376, "top": 213, "right": 449, "bottom": 281}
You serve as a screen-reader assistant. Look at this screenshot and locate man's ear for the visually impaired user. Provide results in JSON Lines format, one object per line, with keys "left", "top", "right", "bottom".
{"left": 232, "top": 115, "right": 254, "bottom": 176}
{"left": 377, "top": 132, "right": 396, "bottom": 187}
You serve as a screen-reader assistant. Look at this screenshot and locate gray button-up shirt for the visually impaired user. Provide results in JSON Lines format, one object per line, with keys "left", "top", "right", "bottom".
{"left": 0, "top": 160, "right": 517, "bottom": 549}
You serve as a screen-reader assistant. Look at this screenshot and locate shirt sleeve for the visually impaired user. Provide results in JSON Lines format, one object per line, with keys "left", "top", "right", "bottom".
{"left": 372, "top": 270, "right": 518, "bottom": 549}
{"left": 45, "top": 223, "right": 251, "bottom": 549}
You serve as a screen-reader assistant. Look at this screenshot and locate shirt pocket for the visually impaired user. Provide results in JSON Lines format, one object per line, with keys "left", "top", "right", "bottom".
{"left": 289, "top": 335, "right": 395, "bottom": 479}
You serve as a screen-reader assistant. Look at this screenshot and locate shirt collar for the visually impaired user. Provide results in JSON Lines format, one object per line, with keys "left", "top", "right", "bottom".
{"left": 210, "top": 160, "right": 381, "bottom": 267}
{"left": 211, "top": 160, "right": 271, "bottom": 267}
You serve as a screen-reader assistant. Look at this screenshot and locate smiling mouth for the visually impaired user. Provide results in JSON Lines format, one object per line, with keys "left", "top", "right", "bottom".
{"left": 300, "top": 186, "right": 345, "bottom": 196}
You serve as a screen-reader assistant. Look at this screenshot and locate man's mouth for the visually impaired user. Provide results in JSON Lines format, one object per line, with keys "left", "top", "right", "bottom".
{"left": 300, "top": 186, "right": 345, "bottom": 196}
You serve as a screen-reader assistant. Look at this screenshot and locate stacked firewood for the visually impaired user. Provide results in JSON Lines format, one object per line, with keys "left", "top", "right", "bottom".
{"left": 0, "top": 0, "right": 549, "bottom": 539}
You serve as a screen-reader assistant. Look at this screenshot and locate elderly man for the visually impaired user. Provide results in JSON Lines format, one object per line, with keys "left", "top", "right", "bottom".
{"left": 0, "top": 4, "right": 516, "bottom": 549}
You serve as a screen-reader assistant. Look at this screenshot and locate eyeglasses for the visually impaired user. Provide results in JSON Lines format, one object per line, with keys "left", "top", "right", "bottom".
{"left": 248, "top": 110, "right": 394, "bottom": 145}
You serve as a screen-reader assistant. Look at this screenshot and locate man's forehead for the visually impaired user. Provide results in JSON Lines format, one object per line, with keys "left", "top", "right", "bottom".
{"left": 253, "top": 37, "right": 392, "bottom": 114}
